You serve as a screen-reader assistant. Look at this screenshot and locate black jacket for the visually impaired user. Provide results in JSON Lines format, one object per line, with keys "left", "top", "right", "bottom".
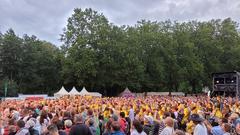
{"left": 69, "top": 123, "right": 92, "bottom": 135}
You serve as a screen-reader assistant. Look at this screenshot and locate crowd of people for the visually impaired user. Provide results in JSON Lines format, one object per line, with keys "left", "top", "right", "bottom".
{"left": 0, "top": 95, "right": 240, "bottom": 135}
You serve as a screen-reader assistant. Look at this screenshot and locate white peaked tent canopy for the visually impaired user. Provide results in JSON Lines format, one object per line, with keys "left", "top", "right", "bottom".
{"left": 69, "top": 86, "right": 81, "bottom": 95}
{"left": 54, "top": 86, "right": 69, "bottom": 97}
{"left": 79, "top": 87, "right": 102, "bottom": 97}
{"left": 79, "top": 87, "right": 90, "bottom": 96}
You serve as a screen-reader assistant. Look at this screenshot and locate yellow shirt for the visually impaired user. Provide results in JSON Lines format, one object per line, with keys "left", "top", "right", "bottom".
{"left": 182, "top": 108, "right": 190, "bottom": 124}
{"left": 186, "top": 121, "right": 195, "bottom": 134}
{"left": 215, "top": 108, "right": 223, "bottom": 118}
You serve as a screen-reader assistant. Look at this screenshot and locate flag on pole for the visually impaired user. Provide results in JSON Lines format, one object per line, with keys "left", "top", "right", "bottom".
{"left": 4, "top": 81, "right": 8, "bottom": 97}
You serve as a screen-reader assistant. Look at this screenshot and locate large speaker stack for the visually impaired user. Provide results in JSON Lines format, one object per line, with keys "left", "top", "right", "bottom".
{"left": 212, "top": 71, "right": 240, "bottom": 97}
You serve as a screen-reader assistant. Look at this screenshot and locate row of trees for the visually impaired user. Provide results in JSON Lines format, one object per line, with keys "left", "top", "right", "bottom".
{"left": 0, "top": 29, "right": 62, "bottom": 95}
{"left": 1, "top": 8, "right": 240, "bottom": 96}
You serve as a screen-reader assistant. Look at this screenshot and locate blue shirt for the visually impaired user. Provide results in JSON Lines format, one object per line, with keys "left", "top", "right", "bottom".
{"left": 111, "top": 131, "right": 124, "bottom": 135}
{"left": 211, "top": 126, "right": 224, "bottom": 135}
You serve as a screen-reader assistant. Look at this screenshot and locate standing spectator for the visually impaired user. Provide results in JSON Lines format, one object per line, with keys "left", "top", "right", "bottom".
{"left": 129, "top": 105, "right": 135, "bottom": 122}
{"left": 69, "top": 114, "right": 92, "bottom": 135}
{"left": 47, "top": 124, "right": 59, "bottom": 135}
{"left": 143, "top": 115, "right": 154, "bottom": 135}
{"left": 160, "top": 117, "right": 174, "bottom": 135}
{"left": 222, "top": 123, "right": 231, "bottom": 135}
{"left": 174, "top": 130, "right": 185, "bottom": 135}
{"left": 88, "top": 118, "right": 97, "bottom": 135}
{"left": 56, "top": 120, "right": 67, "bottom": 135}
{"left": 119, "top": 112, "right": 127, "bottom": 133}
{"left": 159, "top": 112, "right": 171, "bottom": 134}
{"left": 131, "top": 119, "right": 147, "bottom": 135}
{"left": 15, "top": 120, "right": 29, "bottom": 135}
{"left": 38, "top": 110, "right": 50, "bottom": 134}
{"left": 190, "top": 114, "right": 208, "bottom": 135}
{"left": 26, "top": 119, "right": 39, "bottom": 135}
{"left": 111, "top": 121, "right": 124, "bottom": 135}
{"left": 21, "top": 108, "right": 30, "bottom": 122}
{"left": 103, "top": 119, "right": 113, "bottom": 135}
{"left": 64, "top": 120, "right": 72, "bottom": 135}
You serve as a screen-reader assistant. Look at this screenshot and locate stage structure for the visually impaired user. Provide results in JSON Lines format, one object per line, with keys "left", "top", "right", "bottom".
{"left": 212, "top": 71, "right": 240, "bottom": 98}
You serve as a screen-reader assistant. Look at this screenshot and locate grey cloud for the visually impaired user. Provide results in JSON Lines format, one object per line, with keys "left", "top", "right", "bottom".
{"left": 0, "top": 0, "right": 239, "bottom": 46}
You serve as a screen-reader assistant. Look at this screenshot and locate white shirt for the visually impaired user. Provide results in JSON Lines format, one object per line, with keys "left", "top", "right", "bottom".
{"left": 160, "top": 126, "right": 174, "bottom": 135}
{"left": 131, "top": 129, "right": 147, "bottom": 135}
{"left": 129, "top": 108, "right": 135, "bottom": 122}
{"left": 193, "top": 123, "right": 208, "bottom": 135}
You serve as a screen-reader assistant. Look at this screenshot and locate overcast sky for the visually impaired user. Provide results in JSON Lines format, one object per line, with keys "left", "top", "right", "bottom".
{"left": 0, "top": 0, "right": 240, "bottom": 46}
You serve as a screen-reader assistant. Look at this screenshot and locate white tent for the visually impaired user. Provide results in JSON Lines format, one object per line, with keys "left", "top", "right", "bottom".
{"left": 79, "top": 87, "right": 102, "bottom": 97}
{"left": 54, "top": 86, "right": 69, "bottom": 97}
{"left": 79, "top": 87, "right": 90, "bottom": 96}
{"left": 69, "top": 86, "right": 81, "bottom": 95}
{"left": 90, "top": 92, "right": 102, "bottom": 97}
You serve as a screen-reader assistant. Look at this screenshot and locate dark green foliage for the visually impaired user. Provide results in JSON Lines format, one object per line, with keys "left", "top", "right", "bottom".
{"left": 1, "top": 8, "right": 240, "bottom": 96}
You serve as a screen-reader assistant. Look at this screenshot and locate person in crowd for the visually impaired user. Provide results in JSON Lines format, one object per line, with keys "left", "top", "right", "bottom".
{"left": 21, "top": 108, "right": 30, "bottom": 122}
{"left": 119, "top": 112, "right": 127, "bottom": 134}
{"left": 229, "top": 113, "right": 240, "bottom": 128}
{"left": 26, "top": 118, "right": 39, "bottom": 135}
{"left": 15, "top": 120, "right": 29, "bottom": 135}
{"left": 131, "top": 119, "right": 147, "bottom": 135}
{"left": 174, "top": 130, "right": 185, "bottom": 135}
{"left": 56, "top": 120, "right": 67, "bottom": 135}
{"left": 64, "top": 119, "right": 72, "bottom": 135}
{"left": 88, "top": 118, "right": 97, "bottom": 135}
{"left": 38, "top": 110, "right": 50, "bottom": 134}
{"left": 110, "top": 121, "right": 124, "bottom": 135}
{"left": 158, "top": 112, "right": 171, "bottom": 134}
{"left": 204, "top": 117, "right": 228, "bottom": 135}
{"left": 129, "top": 105, "right": 135, "bottom": 122}
{"left": 47, "top": 124, "right": 59, "bottom": 135}
{"left": 143, "top": 115, "right": 154, "bottom": 135}
{"left": 190, "top": 114, "right": 208, "bottom": 135}
{"left": 160, "top": 117, "right": 174, "bottom": 135}
{"left": 3, "top": 118, "right": 17, "bottom": 135}
{"left": 69, "top": 114, "right": 92, "bottom": 135}
{"left": 103, "top": 119, "right": 113, "bottom": 135}
{"left": 222, "top": 123, "right": 231, "bottom": 135}
{"left": 98, "top": 115, "right": 105, "bottom": 135}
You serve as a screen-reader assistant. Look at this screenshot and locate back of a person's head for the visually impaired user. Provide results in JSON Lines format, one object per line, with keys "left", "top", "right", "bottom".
{"left": 222, "top": 118, "right": 228, "bottom": 123}
{"left": 47, "top": 124, "right": 58, "bottom": 135}
{"left": 9, "top": 118, "right": 16, "bottom": 125}
{"left": 106, "top": 119, "right": 113, "bottom": 130}
{"left": 223, "top": 123, "right": 231, "bottom": 133}
{"left": 89, "top": 118, "right": 95, "bottom": 126}
{"left": 111, "top": 121, "right": 121, "bottom": 132}
{"left": 63, "top": 111, "right": 71, "bottom": 118}
{"left": 22, "top": 108, "right": 29, "bottom": 115}
{"left": 133, "top": 119, "right": 143, "bottom": 133}
{"left": 99, "top": 115, "right": 104, "bottom": 120}
{"left": 163, "top": 112, "right": 171, "bottom": 118}
{"left": 112, "top": 114, "right": 119, "bottom": 121}
{"left": 74, "top": 114, "right": 83, "bottom": 124}
{"left": 17, "top": 120, "right": 25, "bottom": 128}
{"left": 56, "top": 120, "right": 64, "bottom": 130}
{"left": 87, "top": 109, "right": 93, "bottom": 116}
{"left": 64, "top": 119, "right": 73, "bottom": 128}
{"left": 164, "top": 117, "right": 174, "bottom": 127}
{"left": 25, "top": 119, "right": 36, "bottom": 129}
{"left": 174, "top": 130, "right": 185, "bottom": 135}
{"left": 120, "top": 112, "right": 125, "bottom": 118}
